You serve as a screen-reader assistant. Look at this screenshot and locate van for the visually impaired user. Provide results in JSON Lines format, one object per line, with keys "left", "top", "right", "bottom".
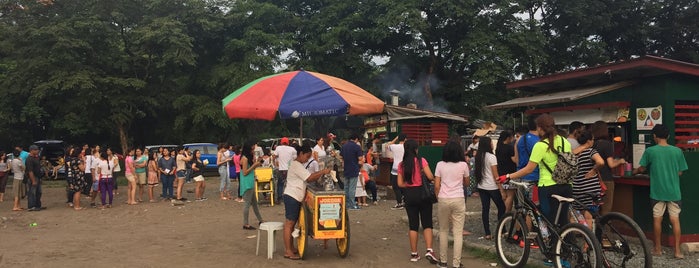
{"left": 34, "top": 140, "right": 66, "bottom": 179}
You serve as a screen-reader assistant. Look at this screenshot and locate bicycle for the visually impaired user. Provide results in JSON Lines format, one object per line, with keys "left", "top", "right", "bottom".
{"left": 563, "top": 193, "right": 652, "bottom": 268}
{"left": 495, "top": 180, "right": 603, "bottom": 268}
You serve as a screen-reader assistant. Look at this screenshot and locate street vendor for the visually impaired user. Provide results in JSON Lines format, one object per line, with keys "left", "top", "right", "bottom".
{"left": 282, "top": 143, "right": 332, "bottom": 260}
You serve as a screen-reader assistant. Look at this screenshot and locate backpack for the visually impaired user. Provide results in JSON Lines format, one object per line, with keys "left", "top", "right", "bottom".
{"left": 539, "top": 136, "right": 578, "bottom": 184}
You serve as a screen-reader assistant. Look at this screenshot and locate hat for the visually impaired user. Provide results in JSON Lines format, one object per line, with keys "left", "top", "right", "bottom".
{"left": 29, "top": 145, "right": 39, "bottom": 151}
{"left": 280, "top": 137, "right": 289, "bottom": 145}
{"left": 327, "top": 132, "right": 336, "bottom": 138}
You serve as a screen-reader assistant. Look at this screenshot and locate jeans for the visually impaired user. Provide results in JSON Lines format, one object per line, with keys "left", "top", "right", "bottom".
{"left": 438, "top": 197, "right": 466, "bottom": 267}
{"left": 27, "top": 182, "right": 43, "bottom": 209}
{"left": 185, "top": 168, "right": 192, "bottom": 183}
{"left": 478, "top": 188, "right": 506, "bottom": 235}
{"left": 161, "top": 174, "right": 175, "bottom": 198}
{"left": 218, "top": 165, "right": 230, "bottom": 193}
{"left": 390, "top": 174, "right": 403, "bottom": 204}
{"left": 276, "top": 170, "right": 288, "bottom": 202}
{"left": 100, "top": 177, "right": 114, "bottom": 205}
{"left": 345, "top": 176, "right": 358, "bottom": 208}
{"left": 365, "top": 180, "right": 378, "bottom": 202}
{"left": 242, "top": 189, "right": 263, "bottom": 225}
{"left": 538, "top": 184, "right": 573, "bottom": 227}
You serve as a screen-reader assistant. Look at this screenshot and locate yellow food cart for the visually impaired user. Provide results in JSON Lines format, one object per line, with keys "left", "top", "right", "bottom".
{"left": 297, "top": 183, "right": 350, "bottom": 259}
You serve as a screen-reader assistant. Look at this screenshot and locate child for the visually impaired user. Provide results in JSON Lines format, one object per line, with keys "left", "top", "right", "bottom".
{"left": 355, "top": 158, "right": 369, "bottom": 206}
{"left": 361, "top": 158, "right": 378, "bottom": 205}
{"left": 40, "top": 155, "right": 52, "bottom": 178}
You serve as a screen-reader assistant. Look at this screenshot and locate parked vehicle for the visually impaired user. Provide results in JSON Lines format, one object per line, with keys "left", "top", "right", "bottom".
{"left": 34, "top": 140, "right": 67, "bottom": 179}
{"left": 182, "top": 143, "right": 218, "bottom": 171}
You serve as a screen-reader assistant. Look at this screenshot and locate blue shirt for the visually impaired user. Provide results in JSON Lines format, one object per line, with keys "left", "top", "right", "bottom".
{"left": 20, "top": 150, "right": 29, "bottom": 165}
{"left": 516, "top": 132, "right": 540, "bottom": 182}
{"left": 341, "top": 141, "right": 363, "bottom": 177}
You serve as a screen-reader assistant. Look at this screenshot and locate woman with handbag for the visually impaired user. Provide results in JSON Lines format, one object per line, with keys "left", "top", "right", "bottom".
{"left": 474, "top": 136, "right": 506, "bottom": 240}
{"left": 397, "top": 139, "right": 438, "bottom": 263}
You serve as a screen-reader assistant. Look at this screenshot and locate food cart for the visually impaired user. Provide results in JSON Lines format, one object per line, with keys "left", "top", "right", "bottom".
{"left": 296, "top": 157, "right": 349, "bottom": 259}
{"left": 487, "top": 55, "right": 699, "bottom": 247}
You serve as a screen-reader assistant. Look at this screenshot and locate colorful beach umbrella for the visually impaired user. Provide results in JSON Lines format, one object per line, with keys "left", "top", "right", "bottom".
{"left": 222, "top": 70, "right": 385, "bottom": 120}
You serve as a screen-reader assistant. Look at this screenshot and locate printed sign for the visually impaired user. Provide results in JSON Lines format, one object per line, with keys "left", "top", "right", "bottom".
{"left": 636, "top": 106, "right": 662, "bottom": 130}
{"left": 317, "top": 197, "right": 342, "bottom": 230}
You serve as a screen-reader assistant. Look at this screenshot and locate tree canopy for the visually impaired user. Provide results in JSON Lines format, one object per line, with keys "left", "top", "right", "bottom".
{"left": 1, "top": 0, "right": 696, "bottom": 151}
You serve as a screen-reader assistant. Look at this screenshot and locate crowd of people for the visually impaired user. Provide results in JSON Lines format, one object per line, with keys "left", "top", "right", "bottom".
{"left": 390, "top": 114, "right": 687, "bottom": 267}
{"left": 0, "top": 115, "right": 688, "bottom": 264}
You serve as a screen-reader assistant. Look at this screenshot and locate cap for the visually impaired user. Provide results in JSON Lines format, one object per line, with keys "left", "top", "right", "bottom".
{"left": 281, "top": 137, "right": 289, "bottom": 145}
{"left": 327, "top": 132, "right": 336, "bottom": 138}
{"left": 29, "top": 145, "right": 39, "bottom": 151}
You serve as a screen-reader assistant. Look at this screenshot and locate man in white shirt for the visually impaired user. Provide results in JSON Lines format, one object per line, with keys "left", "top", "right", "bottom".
{"left": 273, "top": 137, "right": 297, "bottom": 203}
{"left": 388, "top": 134, "right": 406, "bottom": 209}
{"left": 567, "top": 121, "right": 585, "bottom": 150}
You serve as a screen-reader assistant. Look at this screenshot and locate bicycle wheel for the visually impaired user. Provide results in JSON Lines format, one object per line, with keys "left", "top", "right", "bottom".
{"left": 556, "top": 223, "right": 603, "bottom": 268}
{"left": 495, "top": 212, "right": 530, "bottom": 268}
{"left": 596, "top": 212, "right": 652, "bottom": 268}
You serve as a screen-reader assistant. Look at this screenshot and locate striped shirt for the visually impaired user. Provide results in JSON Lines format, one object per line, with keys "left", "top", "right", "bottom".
{"left": 572, "top": 148, "right": 601, "bottom": 209}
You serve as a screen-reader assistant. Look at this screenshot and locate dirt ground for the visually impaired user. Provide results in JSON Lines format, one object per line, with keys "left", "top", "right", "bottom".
{"left": 0, "top": 178, "right": 495, "bottom": 268}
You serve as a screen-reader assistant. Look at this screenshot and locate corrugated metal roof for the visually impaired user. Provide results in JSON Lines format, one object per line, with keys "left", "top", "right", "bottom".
{"left": 487, "top": 81, "right": 634, "bottom": 109}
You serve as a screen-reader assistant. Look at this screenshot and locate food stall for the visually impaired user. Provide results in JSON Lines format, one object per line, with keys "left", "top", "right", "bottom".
{"left": 487, "top": 56, "right": 699, "bottom": 246}
{"left": 364, "top": 104, "right": 469, "bottom": 185}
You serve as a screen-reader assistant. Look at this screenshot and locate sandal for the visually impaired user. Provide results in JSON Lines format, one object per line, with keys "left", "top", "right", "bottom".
{"left": 74, "top": 207, "right": 84, "bottom": 211}
{"left": 283, "top": 254, "right": 301, "bottom": 260}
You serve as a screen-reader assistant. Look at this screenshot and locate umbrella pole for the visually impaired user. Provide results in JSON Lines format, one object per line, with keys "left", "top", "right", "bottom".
{"left": 300, "top": 118, "right": 303, "bottom": 139}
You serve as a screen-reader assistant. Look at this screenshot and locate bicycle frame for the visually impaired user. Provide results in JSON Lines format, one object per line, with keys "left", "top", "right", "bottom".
{"left": 510, "top": 180, "right": 563, "bottom": 260}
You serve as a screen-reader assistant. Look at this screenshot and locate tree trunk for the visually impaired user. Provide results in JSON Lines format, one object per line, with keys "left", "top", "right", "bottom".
{"left": 118, "top": 123, "right": 129, "bottom": 155}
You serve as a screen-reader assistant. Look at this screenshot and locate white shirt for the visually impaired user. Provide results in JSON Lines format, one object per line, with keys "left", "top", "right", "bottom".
{"left": 304, "top": 158, "right": 319, "bottom": 173}
{"left": 388, "top": 143, "right": 404, "bottom": 175}
{"left": 477, "top": 152, "right": 498, "bottom": 190}
{"left": 284, "top": 161, "right": 311, "bottom": 202}
{"left": 85, "top": 155, "right": 93, "bottom": 174}
{"left": 11, "top": 158, "right": 24, "bottom": 180}
{"left": 312, "top": 145, "right": 327, "bottom": 158}
{"left": 274, "top": 145, "right": 297, "bottom": 171}
{"left": 567, "top": 137, "right": 581, "bottom": 150}
{"left": 97, "top": 159, "right": 114, "bottom": 178}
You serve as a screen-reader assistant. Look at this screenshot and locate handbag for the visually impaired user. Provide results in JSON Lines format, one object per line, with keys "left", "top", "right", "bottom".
{"left": 418, "top": 158, "right": 437, "bottom": 204}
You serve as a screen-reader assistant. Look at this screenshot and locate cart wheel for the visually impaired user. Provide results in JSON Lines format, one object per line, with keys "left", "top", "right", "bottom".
{"left": 297, "top": 207, "right": 309, "bottom": 259}
{"left": 336, "top": 210, "right": 350, "bottom": 258}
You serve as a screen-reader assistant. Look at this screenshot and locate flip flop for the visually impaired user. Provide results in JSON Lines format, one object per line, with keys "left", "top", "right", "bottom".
{"left": 283, "top": 255, "right": 301, "bottom": 260}
{"left": 12, "top": 208, "right": 24, "bottom": 211}
{"left": 675, "top": 254, "right": 685, "bottom": 259}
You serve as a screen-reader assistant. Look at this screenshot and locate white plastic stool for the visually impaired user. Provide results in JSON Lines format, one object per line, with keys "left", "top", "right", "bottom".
{"left": 256, "top": 221, "right": 285, "bottom": 259}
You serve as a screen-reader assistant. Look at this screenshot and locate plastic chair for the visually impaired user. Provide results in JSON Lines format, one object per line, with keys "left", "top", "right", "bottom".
{"left": 256, "top": 221, "right": 285, "bottom": 259}
{"left": 254, "top": 167, "right": 274, "bottom": 206}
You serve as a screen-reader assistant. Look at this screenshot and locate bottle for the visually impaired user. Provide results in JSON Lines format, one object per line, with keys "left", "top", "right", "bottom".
{"left": 538, "top": 216, "right": 550, "bottom": 239}
{"left": 575, "top": 210, "right": 588, "bottom": 227}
